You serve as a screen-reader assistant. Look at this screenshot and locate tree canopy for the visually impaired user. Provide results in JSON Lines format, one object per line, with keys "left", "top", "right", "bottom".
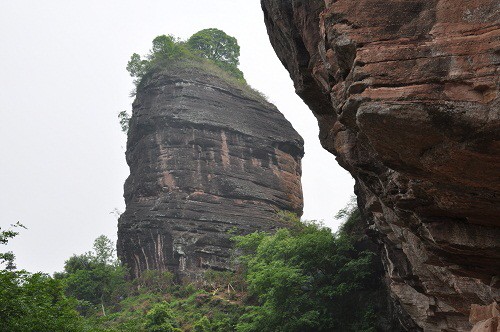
{"left": 126, "top": 28, "right": 244, "bottom": 89}
{"left": 186, "top": 28, "right": 240, "bottom": 67}
{"left": 0, "top": 224, "right": 82, "bottom": 331}
{"left": 55, "top": 235, "right": 127, "bottom": 316}
{"left": 232, "top": 213, "right": 380, "bottom": 332}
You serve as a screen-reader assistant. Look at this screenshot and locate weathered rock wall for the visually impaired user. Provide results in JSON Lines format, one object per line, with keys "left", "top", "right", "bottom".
{"left": 261, "top": 0, "right": 500, "bottom": 330}
{"left": 118, "top": 64, "right": 303, "bottom": 279}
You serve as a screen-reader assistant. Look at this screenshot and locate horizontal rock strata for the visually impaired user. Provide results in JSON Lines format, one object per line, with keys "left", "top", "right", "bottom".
{"left": 118, "top": 64, "right": 304, "bottom": 279}
{"left": 261, "top": 0, "right": 500, "bottom": 330}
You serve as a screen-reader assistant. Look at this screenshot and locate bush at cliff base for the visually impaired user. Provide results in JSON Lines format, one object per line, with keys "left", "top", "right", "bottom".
{"left": 232, "top": 213, "right": 379, "bottom": 332}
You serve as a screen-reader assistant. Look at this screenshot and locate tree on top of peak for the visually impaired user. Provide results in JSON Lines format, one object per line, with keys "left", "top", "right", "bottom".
{"left": 127, "top": 28, "right": 244, "bottom": 89}
{"left": 187, "top": 28, "right": 243, "bottom": 79}
{"left": 149, "top": 34, "right": 187, "bottom": 61}
{"left": 186, "top": 28, "right": 240, "bottom": 67}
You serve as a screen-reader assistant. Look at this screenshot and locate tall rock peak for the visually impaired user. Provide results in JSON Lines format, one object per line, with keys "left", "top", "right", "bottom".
{"left": 118, "top": 62, "right": 304, "bottom": 279}
{"left": 261, "top": 0, "right": 499, "bottom": 330}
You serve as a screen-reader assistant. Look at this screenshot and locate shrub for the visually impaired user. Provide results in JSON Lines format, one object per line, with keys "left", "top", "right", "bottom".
{"left": 144, "top": 303, "right": 181, "bottom": 332}
{"left": 233, "top": 212, "right": 379, "bottom": 332}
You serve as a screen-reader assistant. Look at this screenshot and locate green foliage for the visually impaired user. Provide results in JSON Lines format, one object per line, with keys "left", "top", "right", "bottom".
{"left": 0, "top": 225, "right": 82, "bottom": 331}
{"left": 149, "top": 35, "right": 188, "bottom": 62}
{"left": 0, "top": 230, "right": 248, "bottom": 331}
{"left": 1, "top": 204, "right": 383, "bottom": 331}
{"left": 56, "top": 236, "right": 127, "bottom": 316}
{"left": 232, "top": 212, "right": 379, "bottom": 332}
{"left": 0, "top": 271, "right": 83, "bottom": 332}
{"left": 0, "top": 222, "right": 25, "bottom": 270}
{"left": 186, "top": 28, "right": 243, "bottom": 79}
{"left": 186, "top": 28, "right": 239, "bottom": 66}
{"left": 126, "top": 28, "right": 244, "bottom": 89}
{"left": 204, "top": 269, "right": 246, "bottom": 294}
{"left": 81, "top": 284, "right": 245, "bottom": 331}
{"left": 118, "top": 110, "right": 131, "bottom": 133}
{"left": 145, "top": 303, "right": 181, "bottom": 332}
{"left": 93, "top": 234, "right": 118, "bottom": 265}
{"left": 335, "top": 196, "right": 365, "bottom": 241}
{"left": 126, "top": 53, "right": 149, "bottom": 87}
{"left": 166, "top": 288, "right": 243, "bottom": 332}
{"left": 80, "top": 291, "right": 165, "bottom": 331}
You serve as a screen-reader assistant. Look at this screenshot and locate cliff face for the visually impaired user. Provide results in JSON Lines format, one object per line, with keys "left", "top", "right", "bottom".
{"left": 261, "top": 0, "right": 499, "bottom": 330}
{"left": 118, "top": 64, "right": 303, "bottom": 279}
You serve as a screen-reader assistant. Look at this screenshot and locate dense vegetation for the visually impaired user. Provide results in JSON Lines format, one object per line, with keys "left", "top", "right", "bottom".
{"left": 126, "top": 28, "right": 244, "bottom": 89}
{"left": 233, "top": 216, "right": 378, "bottom": 332}
{"left": 0, "top": 204, "right": 387, "bottom": 331}
{"left": 0, "top": 223, "right": 82, "bottom": 332}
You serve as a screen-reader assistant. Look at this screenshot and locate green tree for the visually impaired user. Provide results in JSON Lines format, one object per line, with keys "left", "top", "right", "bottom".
{"left": 187, "top": 28, "right": 243, "bottom": 79}
{"left": 126, "top": 29, "right": 244, "bottom": 89}
{"left": 126, "top": 53, "right": 149, "bottom": 86}
{"left": 144, "top": 303, "right": 182, "bottom": 332}
{"left": 93, "top": 234, "right": 117, "bottom": 265}
{"left": 0, "top": 271, "right": 82, "bottom": 332}
{"left": 0, "top": 222, "right": 25, "bottom": 270}
{"left": 335, "top": 195, "right": 364, "bottom": 241}
{"left": 57, "top": 235, "right": 127, "bottom": 316}
{"left": 126, "top": 35, "right": 188, "bottom": 89}
{"left": 0, "top": 224, "right": 82, "bottom": 331}
{"left": 149, "top": 35, "right": 186, "bottom": 62}
{"left": 233, "top": 213, "right": 378, "bottom": 332}
{"left": 187, "top": 28, "right": 239, "bottom": 66}
{"left": 193, "top": 316, "right": 211, "bottom": 332}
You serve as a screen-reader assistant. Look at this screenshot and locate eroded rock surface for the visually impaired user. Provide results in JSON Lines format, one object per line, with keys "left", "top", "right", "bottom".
{"left": 118, "top": 64, "right": 303, "bottom": 279}
{"left": 261, "top": 0, "right": 499, "bottom": 330}
{"left": 470, "top": 302, "right": 500, "bottom": 332}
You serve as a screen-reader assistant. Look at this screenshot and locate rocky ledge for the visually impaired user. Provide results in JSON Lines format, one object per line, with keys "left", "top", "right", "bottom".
{"left": 261, "top": 0, "right": 499, "bottom": 330}
{"left": 118, "top": 64, "right": 304, "bottom": 279}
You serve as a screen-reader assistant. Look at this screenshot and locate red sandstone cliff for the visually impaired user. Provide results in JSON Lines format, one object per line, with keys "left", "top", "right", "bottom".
{"left": 260, "top": 0, "right": 499, "bottom": 330}
{"left": 118, "top": 63, "right": 303, "bottom": 279}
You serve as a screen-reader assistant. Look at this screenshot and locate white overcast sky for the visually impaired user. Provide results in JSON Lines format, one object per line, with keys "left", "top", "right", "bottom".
{"left": 0, "top": 0, "right": 354, "bottom": 274}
